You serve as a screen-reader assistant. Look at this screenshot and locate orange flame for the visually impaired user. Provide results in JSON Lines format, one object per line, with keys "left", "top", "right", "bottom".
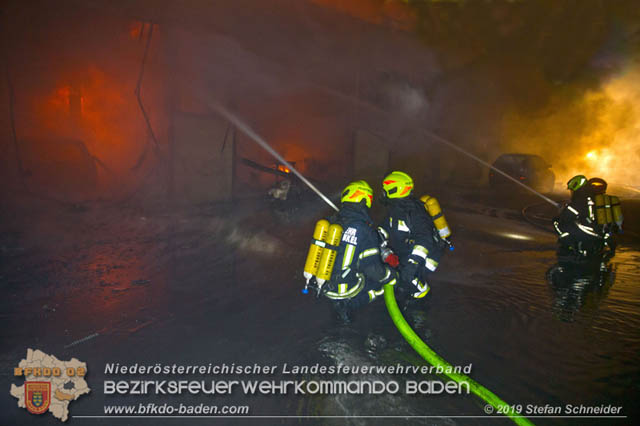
{"left": 277, "top": 164, "right": 291, "bottom": 174}
{"left": 501, "top": 65, "right": 640, "bottom": 189}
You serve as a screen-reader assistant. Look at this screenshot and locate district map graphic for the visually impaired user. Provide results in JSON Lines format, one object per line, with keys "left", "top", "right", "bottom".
{"left": 10, "top": 349, "right": 90, "bottom": 422}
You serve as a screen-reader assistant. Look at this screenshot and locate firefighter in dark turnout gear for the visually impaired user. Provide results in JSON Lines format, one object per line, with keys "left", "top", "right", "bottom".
{"left": 552, "top": 175, "right": 613, "bottom": 265}
{"left": 323, "top": 180, "right": 398, "bottom": 321}
{"left": 378, "top": 171, "right": 442, "bottom": 299}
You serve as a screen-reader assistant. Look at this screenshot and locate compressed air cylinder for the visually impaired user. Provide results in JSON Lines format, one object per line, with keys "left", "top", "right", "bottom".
{"left": 420, "top": 195, "right": 451, "bottom": 239}
{"left": 316, "top": 223, "right": 343, "bottom": 286}
{"left": 303, "top": 219, "right": 329, "bottom": 283}
{"left": 594, "top": 194, "right": 607, "bottom": 225}
{"left": 604, "top": 195, "right": 613, "bottom": 225}
{"left": 611, "top": 196, "right": 623, "bottom": 228}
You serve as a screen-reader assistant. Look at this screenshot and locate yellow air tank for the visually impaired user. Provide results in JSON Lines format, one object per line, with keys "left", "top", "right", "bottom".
{"left": 316, "top": 223, "right": 343, "bottom": 287}
{"left": 594, "top": 194, "right": 607, "bottom": 225}
{"left": 604, "top": 195, "right": 613, "bottom": 225}
{"left": 303, "top": 219, "right": 329, "bottom": 284}
{"left": 420, "top": 195, "right": 451, "bottom": 239}
{"left": 610, "top": 196, "right": 623, "bottom": 228}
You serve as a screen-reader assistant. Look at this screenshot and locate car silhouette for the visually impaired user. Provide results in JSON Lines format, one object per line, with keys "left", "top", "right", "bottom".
{"left": 489, "top": 153, "right": 555, "bottom": 193}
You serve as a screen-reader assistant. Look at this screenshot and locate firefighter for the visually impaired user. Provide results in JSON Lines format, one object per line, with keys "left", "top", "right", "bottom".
{"left": 317, "top": 180, "right": 398, "bottom": 322}
{"left": 552, "top": 175, "right": 610, "bottom": 264}
{"left": 378, "top": 171, "right": 443, "bottom": 300}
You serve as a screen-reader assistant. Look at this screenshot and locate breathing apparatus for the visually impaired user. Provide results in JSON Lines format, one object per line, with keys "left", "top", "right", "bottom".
{"left": 204, "top": 101, "right": 533, "bottom": 424}
{"left": 589, "top": 177, "right": 623, "bottom": 232}
{"left": 381, "top": 171, "right": 454, "bottom": 251}
{"left": 420, "top": 194, "right": 454, "bottom": 251}
{"left": 302, "top": 181, "right": 373, "bottom": 296}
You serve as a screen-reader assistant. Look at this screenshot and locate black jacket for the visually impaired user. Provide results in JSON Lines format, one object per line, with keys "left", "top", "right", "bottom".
{"left": 380, "top": 197, "right": 442, "bottom": 271}
{"left": 324, "top": 203, "right": 392, "bottom": 296}
{"left": 553, "top": 188, "right": 601, "bottom": 244}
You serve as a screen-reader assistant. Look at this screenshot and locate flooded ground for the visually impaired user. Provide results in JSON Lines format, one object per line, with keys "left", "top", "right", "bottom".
{"left": 1, "top": 187, "right": 639, "bottom": 425}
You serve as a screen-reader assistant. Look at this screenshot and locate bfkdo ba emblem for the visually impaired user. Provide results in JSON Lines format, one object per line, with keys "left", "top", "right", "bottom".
{"left": 25, "top": 381, "right": 51, "bottom": 415}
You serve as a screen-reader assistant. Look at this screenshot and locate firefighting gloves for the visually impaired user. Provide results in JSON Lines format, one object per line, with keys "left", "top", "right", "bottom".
{"left": 401, "top": 259, "right": 430, "bottom": 299}
{"left": 380, "top": 266, "right": 398, "bottom": 287}
{"left": 410, "top": 277, "right": 430, "bottom": 299}
{"left": 368, "top": 266, "right": 398, "bottom": 302}
{"left": 401, "top": 258, "right": 419, "bottom": 284}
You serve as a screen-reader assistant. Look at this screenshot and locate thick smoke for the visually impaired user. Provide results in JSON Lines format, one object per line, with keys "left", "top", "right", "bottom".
{"left": 2, "top": 3, "right": 167, "bottom": 201}
{"left": 500, "top": 63, "right": 640, "bottom": 188}
{"left": 3, "top": 0, "right": 640, "bottom": 204}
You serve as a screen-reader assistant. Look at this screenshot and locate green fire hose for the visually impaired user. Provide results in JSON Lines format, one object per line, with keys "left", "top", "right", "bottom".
{"left": 383, "top": 284, "right": 535, "bottom": 426}
{"left": 207, "top": 96, "right": 534, "bottom": 424}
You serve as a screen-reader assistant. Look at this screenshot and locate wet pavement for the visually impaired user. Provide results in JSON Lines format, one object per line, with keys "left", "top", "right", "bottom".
{"left": 1, "top": 187, "right": 639, "bottom": 425}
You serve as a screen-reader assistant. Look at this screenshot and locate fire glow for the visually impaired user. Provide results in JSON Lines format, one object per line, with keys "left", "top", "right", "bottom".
{"left": 502, "top": 65, "right": 640, "bottom": 189}
{"left": 565, "top": 67, "right": 640, "bottom": 187}
{"left": 277, "top": 164, "right": 291, "bottom": 174}
{"left": 25, "top": 18, "right": 166, "bottom": 184}
{"left": 37, "top": 67, "right": 148, "bottom": 175}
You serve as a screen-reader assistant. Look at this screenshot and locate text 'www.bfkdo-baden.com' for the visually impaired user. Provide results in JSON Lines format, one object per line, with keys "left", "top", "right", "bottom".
{"left": 102, "top": 403, "right": 250, "bottom": 416}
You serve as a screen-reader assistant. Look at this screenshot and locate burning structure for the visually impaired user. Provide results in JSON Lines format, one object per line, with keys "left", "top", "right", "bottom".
{"left": 2, "top": 0, "right": 640, "bottom": 208}
{"left": 1, "top": 2, "right": 640, "bottom": 425}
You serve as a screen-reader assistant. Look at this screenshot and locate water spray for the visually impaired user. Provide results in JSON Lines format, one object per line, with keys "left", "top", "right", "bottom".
{"left": 316, "top": 85, "right": 560, "bottom": 209}
{"left": 421, "top": 130, "right": 560, "bottom": 209}
{"left": 206, "top": 96, "right": 537, "bottom": 425}
{"left": 207, "top": 101, "right": 339, "bottom": 212}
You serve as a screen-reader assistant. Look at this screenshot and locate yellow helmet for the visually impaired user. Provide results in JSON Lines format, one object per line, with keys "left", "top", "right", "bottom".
{"left": 567, "top": 175, "right": 587, "bottom": 191}
{"left": 341, "top": 180, "right": 373, "bottom": 208}
{"left": 382, "top": 171, "right": 413, "bottom": 199}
